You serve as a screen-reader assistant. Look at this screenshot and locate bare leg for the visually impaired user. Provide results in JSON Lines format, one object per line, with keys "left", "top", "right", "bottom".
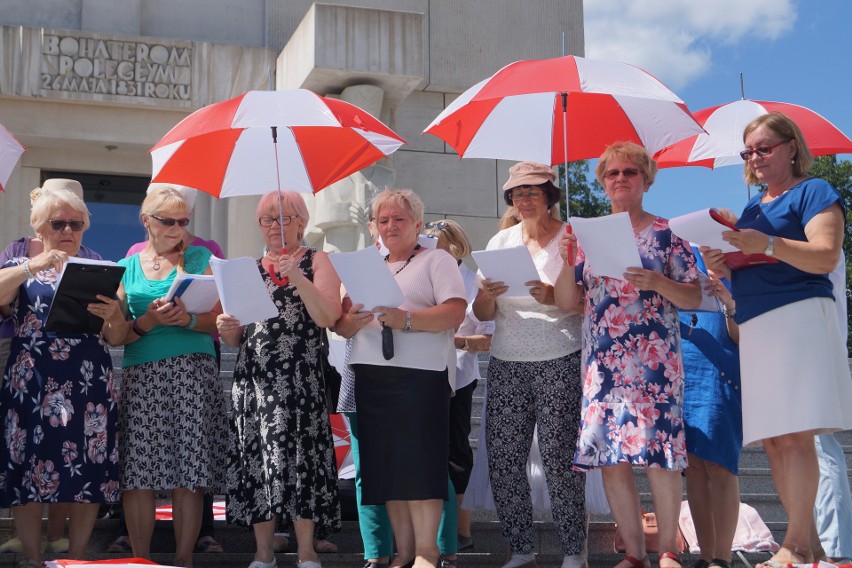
{"left": 67, "top": 503, "right": 99, "bottom": 559}
{"left": 685, "top": 455, "right": 716, "bottom": 562}
{"left": 124, "top": 488, "right": 156, "bottom": 559}
{"left": 386, "top": 500, "right": 416, "bottom": 567}
{"left": 705, "top": 461, "right": 739, "bottom": 562}
{"left": 293, "top": 518, "right": 319, "bottom": 564}
{"left": 172, "top": 487, "right": 203, "bottom": 566}
{"left": 602, "top": 463, "right": 645, "bottom": 567}
{"left": 763, "top": 432, "right": 818, "bottom": 562}
{"left": 253, "top": 518, "right": 276, "bottom": 564}
{"left": 407, "top": 499, "right": 443, "bottom": 568}
{"left": 646, "top": 467, "right": 684, "bottom": 566}
{"left": 457, "top": 495, "right": 472, "bottom": 539}
{"left": 47, "top": 503, "right": 70, "bottom": 542}
{"left": 11, "top": 503, "right": 42, "bottom": 564}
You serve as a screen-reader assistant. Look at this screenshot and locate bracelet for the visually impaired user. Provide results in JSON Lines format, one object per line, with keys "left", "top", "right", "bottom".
{"left": 462, "top": 337, "right": 470, "bottom": 352}
{"left": 722, "top": 305, "right": 736, "bottom": 319}
{"left": 21, "top": 260, "right": 33, "bottom": 279}
{"left": 403, "top": 310, "right": 412, "bottom": 333}
{"left": 131, "top": 318, "right": 148, "bottom": 336}
{"left": 184, "top": 313, "right": 199, "bottom": 330}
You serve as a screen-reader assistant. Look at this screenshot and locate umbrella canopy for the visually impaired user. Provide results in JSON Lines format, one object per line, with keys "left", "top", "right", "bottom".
{"left": 0, "top": 123, "right": 26, "bottom": 192}
{"left": 654, "top": 99, "right": 852, "bottom": 169}
{"left": 423, "top": 55, "right": 704, "bottom": 166}
{"left": 150, "top": 89, "right": 406, "bottom": 198}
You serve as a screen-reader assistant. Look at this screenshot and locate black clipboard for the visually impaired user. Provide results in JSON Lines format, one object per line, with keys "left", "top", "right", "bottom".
{"left": 44, "top": 259, "right": 126, "bottom": 334}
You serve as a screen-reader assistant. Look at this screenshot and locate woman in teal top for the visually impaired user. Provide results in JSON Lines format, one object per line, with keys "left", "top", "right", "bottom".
{"left": 102, "top": 186, "right": 226, "bottom": 568}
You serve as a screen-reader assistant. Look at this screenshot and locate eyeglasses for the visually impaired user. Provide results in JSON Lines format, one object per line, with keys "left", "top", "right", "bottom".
{"left": 259, "top": 215, "right": 298, "bottom": 227}
{"left": 739, "top": 140, "right": 788, "bottom": 161}
{"left": 150, "top": 215, "right": 190, "bottom": 227}
{"left": 603, "top": 168, "right": 641, "bottom": 180}
{"left": 508, "top": 188, "right": 544, "bottom": 202}
{"left": 424, "top": 220, "right": 449, "bottom": 231}
{"left": 48, "top": 219, "right": 85, "bottom": 232}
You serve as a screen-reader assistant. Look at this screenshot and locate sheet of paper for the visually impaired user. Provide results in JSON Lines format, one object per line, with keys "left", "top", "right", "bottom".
{"left": 164, "top": 273, "right": 219, "bottom": 313}
{"left": 471, "top": 246, "right": 540, "bottom": 297}
{"left": 569, "top": 212, "right": 643, "bottom": 280}
{"left": 209, "top": 256, "right": 278, "bottom": 324}
{"left": 668, "top": 208, "right": 738, "bottom": 253}
{"left": 328, "top": 246, "right": 406, "bottom": 311}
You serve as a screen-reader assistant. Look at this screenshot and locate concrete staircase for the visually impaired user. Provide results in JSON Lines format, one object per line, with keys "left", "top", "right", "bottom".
{"left": 0, "top": 347, "right": 848, "bottom": 568}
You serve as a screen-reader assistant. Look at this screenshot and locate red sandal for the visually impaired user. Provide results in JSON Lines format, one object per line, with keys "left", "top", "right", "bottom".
{"left": 659, "top": 552, "right": 683, "bottom": 568}
{"left": 621, "top": 555, "right": 651, "bottom": 568}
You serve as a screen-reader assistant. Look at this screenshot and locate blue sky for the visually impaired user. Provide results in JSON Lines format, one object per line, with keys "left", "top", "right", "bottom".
{"left": 584, "top": 0, "right": 852, "bottom": 219}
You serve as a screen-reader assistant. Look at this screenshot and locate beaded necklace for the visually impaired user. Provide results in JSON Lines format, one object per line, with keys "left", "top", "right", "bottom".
{"left": 385, "top": 244, "right": 421, "bottom": 275}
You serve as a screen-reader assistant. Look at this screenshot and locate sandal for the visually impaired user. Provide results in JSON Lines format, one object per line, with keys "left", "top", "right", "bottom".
{"left": 757, "top": 543, "right": 812, "bottom": 568}
{"left": 195, "top": 535, "right": 224, "bottom": 553}
{"left": 707, "top": 560, "right": 731, "bottom": 568}
{"left": 106, "top": 535, "right": 132, "bottom": 553}
{"left": 691, "top": 561, "right": 710, "bottom": 568}
{"left": 619, "top": 555, "right": 651, "bottom": 568}
{"left": 659, "top": 553, "right": 683, "bottom": 568}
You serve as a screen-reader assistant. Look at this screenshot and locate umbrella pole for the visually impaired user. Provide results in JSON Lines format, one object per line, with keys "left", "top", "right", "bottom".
{"left": 561, "top": 92, "right": 575, "bottom": 264}
{"left": 269, "top": 125, "right": 289, "bottom": 285}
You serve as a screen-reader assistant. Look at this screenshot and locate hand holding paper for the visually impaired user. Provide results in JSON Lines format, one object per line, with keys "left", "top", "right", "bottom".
{"left": 471, "top": 246, "right": 538, "bottom": 297}
{"left": 568, "top": 213, "right": 642, "bottom": 280}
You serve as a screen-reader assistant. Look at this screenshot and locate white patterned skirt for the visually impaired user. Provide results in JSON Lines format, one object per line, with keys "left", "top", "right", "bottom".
{"left": 119, "top": 353, "right": 227, "bottom": 491}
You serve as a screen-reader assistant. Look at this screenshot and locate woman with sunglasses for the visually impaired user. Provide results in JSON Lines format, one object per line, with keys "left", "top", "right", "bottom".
{"left": 554, "top": 142, "right": 701, "bottom": 568}
{"left": 699, "top": 112, "right": 852, "bottom": 566}
{"left": 0, "top": 182, "right": 120, "bottom": 567}
{"left": 100, "top": 186, "right": 227, "bottom": 567}
{"left": 217, "top": 191, "right": 342, "bottom": 568}
{"left": 472, "top": 162, "right": 587, "bottom": 568}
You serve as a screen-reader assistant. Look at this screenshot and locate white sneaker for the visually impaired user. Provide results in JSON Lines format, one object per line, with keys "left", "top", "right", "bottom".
{"left": 248, "top": 560, "right": 278, "bottom": 568}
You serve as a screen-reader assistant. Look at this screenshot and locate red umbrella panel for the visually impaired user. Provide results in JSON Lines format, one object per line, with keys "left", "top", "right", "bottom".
{"left": 654, "top": 99, "right": 852, "bottom": 169}
{"left": 0, "top": 123, "right": 26, "bottom": 192}
{"left": 150, "top": 89, "right": 406, "bottom": 198}
{"left": 424, "top": 55, "right": 704, "bottom": 166}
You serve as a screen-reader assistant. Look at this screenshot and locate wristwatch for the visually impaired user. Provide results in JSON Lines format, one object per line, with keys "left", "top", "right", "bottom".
{"left": 763, "top": 235, "right": 775, "bottom": 256}
{"left": 403, "top": 311, "right": 412, "bottom": 333}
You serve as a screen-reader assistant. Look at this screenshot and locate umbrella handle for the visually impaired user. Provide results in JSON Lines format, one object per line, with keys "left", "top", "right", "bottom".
{"left": 268, "top": 248, "right": 290, "bottom": 286}
{"left": 565, "top": 224, "right": 574, "bottom": 265}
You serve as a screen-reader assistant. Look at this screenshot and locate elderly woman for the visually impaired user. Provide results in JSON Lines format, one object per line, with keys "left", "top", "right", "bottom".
{"left": 216, "top": 190, "right": 342, "bottom": 568}
{"left": 422, "top": 219, "right": 494, "bottom": 552}
{"left": 473, "top": 162, "right": 587, "bottom": 568}
{"left": 554, "top": 142, "right": 701, "bottom": 568}
{"left": 700, "top": 112, "right": 852, "bottom": 566}
{"left": 0, "top": 183, "right": 120, "bottom": 567}
{"left": 100, "top": 187, "right": 227, "bottom": 567}
{"left": 335, "top": 189, "right": 466, "bottom": 568}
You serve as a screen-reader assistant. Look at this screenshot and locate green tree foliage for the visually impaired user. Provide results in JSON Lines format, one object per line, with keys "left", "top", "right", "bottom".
{"left": 808, "top": 155, "right": 852, "bottom": 354}
{"left": 557, "top": 161, "right": 610, "bottom": 219}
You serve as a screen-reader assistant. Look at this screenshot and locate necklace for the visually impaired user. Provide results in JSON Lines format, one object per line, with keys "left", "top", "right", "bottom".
{"left": 632, "top": 212, "right": 648, "bottom": 232}
{"left": 385, "top": 244, "right": 421, "bottom": 275}
{"left": 152, "top": 255, "right": 162, "bottom": 270}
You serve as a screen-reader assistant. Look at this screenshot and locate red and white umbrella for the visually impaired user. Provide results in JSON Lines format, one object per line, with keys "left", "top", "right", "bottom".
{"left": 654, "top": 99, "right": 852, "bottom": 169}
{"left": 0, "top": 123, "right": 26, "bottom": 192}
{"left": 330, "top": 413, "right": 354, "bottom": 479}
{"left": 423, "top": 55, "right": 704, "bottom": 167}
{"left": 150, "top": 89, "right": 405, "bottom": 198}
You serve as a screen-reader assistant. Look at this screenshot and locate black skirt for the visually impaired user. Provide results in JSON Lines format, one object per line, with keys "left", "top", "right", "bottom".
{"left": 353, "top": 364, "right": 450, "bottom": 504}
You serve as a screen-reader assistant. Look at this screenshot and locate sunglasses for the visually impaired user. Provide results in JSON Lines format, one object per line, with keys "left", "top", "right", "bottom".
{"left": 150, "top": 214, "right": 190, "bottom": 227}
{"left": 424, "top": 220, "right": 449, "bottom": 231}
{"left": 48, "top": 219, "right": 85, "bottom": 232}
{"left": 603, "top": 168, "right": 641, "bottom": 180}
{"left": 508, "top": 188, "right": 544, "bottom": 202}
{"left": 259, "top": 215, "right": 297, "bottom": 227}
{"left": 739, "top": 140, "right": 788, "bottom": 161}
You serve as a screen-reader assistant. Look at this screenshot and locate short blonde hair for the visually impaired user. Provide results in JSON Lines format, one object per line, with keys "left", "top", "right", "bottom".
{"left": 256, "top": 191, "right": 309, "bottom": 241}
{"left": 423, "top": 219, "right": 472, "bottom": 260}
{"left": 743, "top": 112, "right": 813, "bottom": 186}
{"left": 141, "top": 186, "right": 191, "bottom": 220}
{"left": 595, "top": 141, "right": 657, "bottom": 188}
{"left": 370, "top": 189, "right": 424, "bottom": 224}
{"left": 31, "top": 187, "right": 91, "bottom": 234}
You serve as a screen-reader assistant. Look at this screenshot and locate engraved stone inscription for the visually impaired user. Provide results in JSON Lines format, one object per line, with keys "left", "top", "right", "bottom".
{"left": 40, "top": 34, "right": 192, "bottom": 100}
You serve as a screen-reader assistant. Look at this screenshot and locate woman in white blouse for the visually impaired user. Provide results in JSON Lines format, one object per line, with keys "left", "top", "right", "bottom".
{"left": 472, "top": 162, "right": 587, "bottom": 568}
{"left": 334, "top": 189, "right": 466, "bottom": 568}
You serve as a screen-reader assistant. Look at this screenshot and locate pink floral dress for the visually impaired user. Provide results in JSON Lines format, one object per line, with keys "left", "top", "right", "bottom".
{"left": 0, "top": 258, "right": 120, "bottom": 505}
{"left": 573, "top": 218, "right": 697, "bottom": 471}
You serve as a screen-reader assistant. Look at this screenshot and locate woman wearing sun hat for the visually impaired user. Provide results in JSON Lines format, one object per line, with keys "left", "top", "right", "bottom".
{"left": 473, "top": 162, "right": 587, "bottom": 568}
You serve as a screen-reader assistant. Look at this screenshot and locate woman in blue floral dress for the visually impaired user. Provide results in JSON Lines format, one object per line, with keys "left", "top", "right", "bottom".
{"left": 0, "top": 184, "right": 119, "bottom": 567}
{"left": 555, "top": 142, "right": 701, "bottom": 568}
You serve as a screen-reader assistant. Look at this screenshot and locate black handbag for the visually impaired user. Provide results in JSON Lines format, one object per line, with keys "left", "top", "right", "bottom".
{"left": 318, "top": 328, "right": 342, "bottom": 414}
